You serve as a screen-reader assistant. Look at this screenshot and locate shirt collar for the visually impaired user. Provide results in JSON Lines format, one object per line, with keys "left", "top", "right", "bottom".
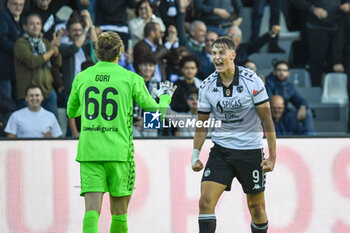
{"left": 144, "top": 38, "right": 157, "bottom": 52}
{"left": 216, "top": 65, "right": 240, "bottom": 87}
{"left": 189, "top": 37, "right": 204, "bottom": 47}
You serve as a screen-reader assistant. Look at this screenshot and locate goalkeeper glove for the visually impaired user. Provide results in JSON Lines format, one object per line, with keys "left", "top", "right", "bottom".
{"left": 152, "top": 81, "right": 177, "bottom": 98}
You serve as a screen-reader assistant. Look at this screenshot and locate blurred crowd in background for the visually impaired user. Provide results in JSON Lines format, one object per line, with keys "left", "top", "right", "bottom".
{"left": 0, "top": 0, "right": 349, "bottom": 138}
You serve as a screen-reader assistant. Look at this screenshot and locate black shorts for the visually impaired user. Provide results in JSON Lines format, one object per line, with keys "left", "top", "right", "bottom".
{"left": 201, "top": 143, "right": 266, "bottom": 194}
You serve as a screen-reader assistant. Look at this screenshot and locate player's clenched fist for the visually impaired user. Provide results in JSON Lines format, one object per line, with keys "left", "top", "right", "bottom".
{"left": 191, "top": 149, "right": 204, "bottom": 172}
{"left": 261, "top": 157, "right": 276, "bottom": 172}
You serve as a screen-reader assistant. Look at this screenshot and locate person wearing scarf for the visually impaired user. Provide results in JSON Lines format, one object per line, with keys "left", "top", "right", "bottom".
{"left": 13, "top": 13, "right": 62, "bottom": 119}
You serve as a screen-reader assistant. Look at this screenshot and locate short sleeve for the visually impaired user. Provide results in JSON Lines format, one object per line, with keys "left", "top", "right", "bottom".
{"left": 198, "top": 85, "right": 211, "bottom": 114}
{"left": 51, "top": 114, "right": 63, "bottom": 137}
{"left": 4, "top": 113, "right": 17, "bottom": 135}
{"left": 251, "top": 76, "right": 269, "bottom": 106}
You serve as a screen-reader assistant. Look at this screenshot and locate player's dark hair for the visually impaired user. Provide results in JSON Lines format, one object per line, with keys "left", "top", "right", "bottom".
{"left": 25, "top": 84, "right": 43, "bottom": 95}
{"left": 212, "top": 36, "right": 236, "bottom": 51}
{"left": 24, "top": 14, "right": 42, "bottom": 25}
{"left": 144, "top": 21, "right": 158, "bottom": 38}
{"left": 179, "top": 55, "right": 201, "bottom": 69}
{"left": 274, "top": 60, "right": 289, "bottom": 70}
{"left": 96, "top": 31, "right": 123, "bottom": 62}
{"left": 66, "top": 11, "right": 84, "bottom": 31}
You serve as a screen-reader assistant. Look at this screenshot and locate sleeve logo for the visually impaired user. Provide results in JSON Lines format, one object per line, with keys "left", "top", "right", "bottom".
{"left": 253, "top": 87, "right": 264, "bottom": 96}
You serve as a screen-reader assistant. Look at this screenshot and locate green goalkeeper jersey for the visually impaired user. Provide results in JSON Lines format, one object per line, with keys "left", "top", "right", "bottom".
{"left": 67, "top": 61, "right": 171, "bottom": 162}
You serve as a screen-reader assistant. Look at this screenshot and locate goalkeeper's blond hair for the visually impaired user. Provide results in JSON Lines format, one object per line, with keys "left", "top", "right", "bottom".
{"left": 96, "top": 31, "right": 123, "bottom": 62}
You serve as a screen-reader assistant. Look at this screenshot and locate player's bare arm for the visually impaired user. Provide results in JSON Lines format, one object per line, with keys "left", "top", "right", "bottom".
{"left": 256, "top": 101, "right": 276, "bottom": 172}
{"left": 192, "top": 113, "right": 210, "bottom": 172}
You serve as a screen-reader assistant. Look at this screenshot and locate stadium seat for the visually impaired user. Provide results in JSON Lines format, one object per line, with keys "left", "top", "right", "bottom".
{"left": 294, "top": 86, "right": 321, "bottom": 104}
{"left": 311, "top": 102, "right": 348, "bottom": 135}
{"left": 240, "top": 7, "right": 253, "bottom": 43}
{"left": 249, "top": 53, "right": 289, "bottom": 69}
{"left": 288, "top": 86, "right": 348, "bottom": 135}
{"left": 317, "top": 73, "right": 349, "bottom": 134}
{"left": 321, "top": 73, "right": 349, "bottom": 105}
{"left": 288, "top": 68, "right": 312, "bottom": 87}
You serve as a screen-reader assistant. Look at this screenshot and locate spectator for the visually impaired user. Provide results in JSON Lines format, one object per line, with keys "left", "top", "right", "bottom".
{"left": 175, "top": 88, "right": 199, "bottom": 137}
{"left": 242, "top": 59, "right": 266, "bottom": 83}
{"left": 271, "top": 95, "right": 315, "bottom": 135}
{"left": 133, "top": 53, "right": 159, "bottom": 137}
{"left": 5, "top": 84, "right": 62, "bottom": 138}
{"left": 243, "top": 59, "right": 258, "bottom": 73}
{"left": 0, "top": 87, "right": 16, "bottom": 137}
{"left": 14, "top": 14, "right": 62, "bottom": 119}
{"left": 178, "top": 19, "right": 207, "bottom": 55}
{"left": 129, "top": 0, "right": 166, "bottom": 48}
{"left": 118, "top": 48, "right": 135, "bottom": 72}
{"left": 133, "top": 21, "right": 171, "bottom": 82}
{"left": 197, "top": 30, "right": 218, "bottom": 80}
{"left": 171, "top": 55, "right": 202, "bottom": 112}
{"left": 166, "top": 46, "right": 192, "bottom": 82}
{"left": 28, "top": 0, "right": 69, "bottom": 40}
{"left": 0, "top": 0, "right": 25, "bottom": 99}
{"left": 95, "top": 0, "right": 137, "bottom": 49}
{"left": 294, "top": 0, "right": 349, "bottom": 86}
{"left": 28, "top": 0, "right": 69, "bottom": 98}
{"left": 59, "top": 10, "right": 97, "bottom": 98}
{"left": 194, "top": 0, "right": 244, "bottom": 36}
{"left": 265, "top": 60, "right": 308, "bottom": 121}
{"left": 226, "top": 25, "right": 281, "bottom": 65}
{"left": 158, "top": 0, "right": 181, "bottom": 27}
{"left": 134, "top": 53, "right": 158, "bottom": 96}
{"left": 76, "top": 0, "right": 96, "bottom": 23}
{"left": 250, "top": 0, "right": 285, "bottom": 53}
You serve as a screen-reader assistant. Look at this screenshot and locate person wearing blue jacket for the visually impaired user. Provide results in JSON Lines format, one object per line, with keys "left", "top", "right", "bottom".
{"left": 0, "top": 0, "right": 24, "bottom": 99}
{"left": 266, "top": 60, "right": 309, "bottom": 122}
{"left": 270, "top": 95, "right": 315, "bottom": 136}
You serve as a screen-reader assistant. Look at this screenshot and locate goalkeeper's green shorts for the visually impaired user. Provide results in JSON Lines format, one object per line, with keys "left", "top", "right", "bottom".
{"left": 80, "top": 161, "right": 135, "bottom": 197}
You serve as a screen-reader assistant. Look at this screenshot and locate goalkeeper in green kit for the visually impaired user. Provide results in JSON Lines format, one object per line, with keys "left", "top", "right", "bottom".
{"left": 67, "top": 31, "right": 176, "bottom": 233}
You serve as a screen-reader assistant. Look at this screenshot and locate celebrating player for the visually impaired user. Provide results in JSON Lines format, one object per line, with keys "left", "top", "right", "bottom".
{"left": 191, "top": 36, "right": 276, "bottom": 233}
{"left": 67, "top": 31, "right": 176, "bottom": 233}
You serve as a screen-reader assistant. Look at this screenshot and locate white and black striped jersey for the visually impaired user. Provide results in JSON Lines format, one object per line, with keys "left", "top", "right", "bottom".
{"left": 198, "top": 66, "right": 269, "bottom": 150}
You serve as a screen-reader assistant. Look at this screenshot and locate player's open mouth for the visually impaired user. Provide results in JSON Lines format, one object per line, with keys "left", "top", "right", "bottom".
{"left": 215, "top": 62, "right": 224, "bottom": 69}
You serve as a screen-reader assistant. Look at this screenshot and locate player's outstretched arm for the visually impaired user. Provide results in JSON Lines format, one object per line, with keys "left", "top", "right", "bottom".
{"left": 135, "top": 79, "right": 177, "bottom": 120}
{"left": 151, "top": 81, "right": 177, "bottom": 118}
{"left": 192, "top": 113, "right": 210, "bottom": 172}
{"left": 256, "top": 101, "right": 276, "bottom": 172}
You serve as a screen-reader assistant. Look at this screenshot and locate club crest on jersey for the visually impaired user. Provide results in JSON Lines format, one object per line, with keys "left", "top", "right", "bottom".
{"left": 237, "top": 85, "right": 243, "bottom": 93}
{"left": 225, "top": 89, "right": 231, "bottom": 96}
{"left": 204, "top": 168, "right": 211, "bottom": 177}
